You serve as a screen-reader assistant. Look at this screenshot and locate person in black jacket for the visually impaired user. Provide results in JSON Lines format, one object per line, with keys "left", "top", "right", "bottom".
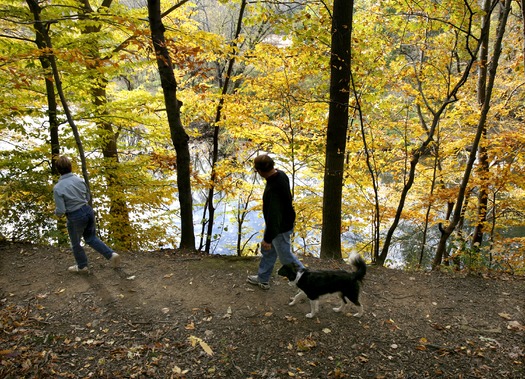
{"left": 247, "top": 154, "right": 304, "bottom": 290}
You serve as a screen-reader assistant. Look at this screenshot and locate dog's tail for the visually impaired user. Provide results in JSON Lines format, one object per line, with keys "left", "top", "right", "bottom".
{"left": 348, "top": 252, "right": 367, "bottom": 281}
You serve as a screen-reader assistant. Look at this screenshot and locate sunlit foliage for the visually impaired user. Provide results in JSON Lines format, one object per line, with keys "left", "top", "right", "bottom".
{"left": 0, "top": 0, "right": 523, "bottom": 272}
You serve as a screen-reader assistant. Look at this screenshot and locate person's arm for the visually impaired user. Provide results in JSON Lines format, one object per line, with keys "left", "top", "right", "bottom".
{"left": 263, "top": 186, "right": 284, "bottom": 245}
{"left": 84, "top": 181, "right": 91, "bottom": 204}
{"left": 53, "top": 188, "right": 66, "bottom": 217}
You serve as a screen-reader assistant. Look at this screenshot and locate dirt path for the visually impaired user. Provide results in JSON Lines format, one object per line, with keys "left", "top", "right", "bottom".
{"left": 1, "top": 242, "right": 524, "bottom": 378}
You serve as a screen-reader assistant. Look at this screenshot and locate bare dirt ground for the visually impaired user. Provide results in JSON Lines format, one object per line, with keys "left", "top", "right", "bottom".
{"left": 1, "top": 241, "right": 524, "bottom": 378}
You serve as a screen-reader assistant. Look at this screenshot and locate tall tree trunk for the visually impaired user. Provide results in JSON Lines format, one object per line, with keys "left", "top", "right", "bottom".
{"left": 320, "top": 0, "right": 353, "bottom": 260}
{"left": 419, "top": 132, "right": 440, "bottom": 267}
{"left": 78, "top": 0, "right": 133, "bottom": 249}
{"left": 352, "top": 73, "right": 379, "bottom": 261}
{"left": 26, "top": 1, "right": 60, "bottom": 174}
{"left": 148, "top": 0, "right": 195, "bottom": 250}
{"left": 92, "top": 85, "right": 133, "bottom": 249}
{"left": 433, "top": 0, "right": 512, "bottom": 269}
{"left": 26, "top": 0, "right": 64, "bottom": 244}
{"left": 472, "top": 0, "right": 492, "bottom": 249}
{"left": 203, "top": 0, "right": 247, "bottom": 254}
{"left": 26, "top": 0, "right": 92, "bottom": 202}
{"left": 522, "top": 0, "right": 525, "bottom": 70}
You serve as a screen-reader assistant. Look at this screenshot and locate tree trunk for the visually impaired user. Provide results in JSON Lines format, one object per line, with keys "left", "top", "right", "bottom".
{"left": 419, "top": 134, "right": 440, "bottom": 267}
{"left": 472, "top": 0, "right": 492, "bottom": 249}
{"left": 148, "top": 0, "right": 195, "bottom": 250}
{"left": 521, "top": 0, "right": 525, "bottom": 70}
{"left": 203, "top": 0, "right": 247, "bottom": 254}
{"left": 26, "top": 0, "right": 92, "bottom": 202}
{"left": 26, "top": 0, "right": 64, "bottom": 244}
{"left": 433, "top": 0, "right": 511, "bottom": 269}
{"left": 352, "top": 72, "right": 379, "bottom": 261}
{"left": 320, "top": 0, "right": 353, "bottom": 260}
{"left": 26, "top": 1, "right": 60, "bottom": 174}
{"left": 78, "top": 0, "right": 133, "bottom": 249}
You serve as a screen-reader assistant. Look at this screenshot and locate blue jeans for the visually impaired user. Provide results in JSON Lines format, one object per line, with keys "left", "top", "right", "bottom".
{"left": 257, "top": 229, "right": 304, "bottom": 283}
{"left": 66, "top": 205, "right": 113, "bottom": 269}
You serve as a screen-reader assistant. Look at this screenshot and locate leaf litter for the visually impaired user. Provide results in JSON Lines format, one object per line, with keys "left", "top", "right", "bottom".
{"left": 1, "top": 242, "right": 524, "bottom": 378}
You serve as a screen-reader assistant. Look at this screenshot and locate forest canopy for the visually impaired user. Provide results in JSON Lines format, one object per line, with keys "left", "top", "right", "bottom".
{"left": 0, "top": 0, "right": 524, "bottom": 273}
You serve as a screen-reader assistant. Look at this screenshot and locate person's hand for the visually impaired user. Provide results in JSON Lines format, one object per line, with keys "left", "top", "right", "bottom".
{"left": 261, "top": 240, "right": 272, "bottom": 251}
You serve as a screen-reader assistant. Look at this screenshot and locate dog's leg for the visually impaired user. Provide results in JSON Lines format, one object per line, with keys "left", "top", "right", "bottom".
{"left": 306, "top": 299, "right": 318, "bottom": 318}
{"left": 333, "top": 293, "right": 347, "bottom": 313}
{"left": 353, "top": 304, "right": 364, "bottom": 318}
{"left": 289, "top": 290, "right": 307, "bottom": 306}
{"left": 333, "top": 300, "right": 346, "bottom": 313}
{"left": 344, "top": 291, "right": 364, "bottom": 317}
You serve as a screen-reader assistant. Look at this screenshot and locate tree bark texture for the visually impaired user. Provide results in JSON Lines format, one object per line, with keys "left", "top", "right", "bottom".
{"left": 148, "top": 0, "right": 195, "bottom": 250}
{"left": 26, "top": 0, "right": 60, "bottom": 175}
{"left": 472, "top": 0, "right": 492, "bottom": 249}
{"left": 79, "top": 0, "right": 133, "bottom": 249}
{"left": 320, "top": 0, "right": 353, "bottom": 260}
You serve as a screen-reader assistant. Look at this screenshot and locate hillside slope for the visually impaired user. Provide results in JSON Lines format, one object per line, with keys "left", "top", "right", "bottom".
{"left": 1, "top": 242, "right": 524, "bottom": 378}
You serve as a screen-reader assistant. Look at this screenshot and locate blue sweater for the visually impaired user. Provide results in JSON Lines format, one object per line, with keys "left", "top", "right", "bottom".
{"left": 53, "top": 173, "right": 89, "bottom": 216}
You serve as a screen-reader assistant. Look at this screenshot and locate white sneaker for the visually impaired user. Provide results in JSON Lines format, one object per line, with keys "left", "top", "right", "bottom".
{"left": 68, "top": 265, "right": 88, "bottom": 273}
{"left": 247, "top": 275, "right": 270, "bottom": 290}
{"left": 110, "top": 253, "right": 121, "bottom": 268}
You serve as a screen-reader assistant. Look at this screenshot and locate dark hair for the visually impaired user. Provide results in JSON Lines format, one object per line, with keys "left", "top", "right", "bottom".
{"left": 254, "top": 154, "right": 274, "bottom": 173}
{"left": 56, "top": 156, "right": 72, "bottom": 175}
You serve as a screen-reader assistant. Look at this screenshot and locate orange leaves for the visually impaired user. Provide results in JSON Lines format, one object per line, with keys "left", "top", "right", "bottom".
{"left": 295, "top": 335, "right": 317, "bottom": 352}
{"left": 150, "top": 151, "right": 177, "bottom": 170}
{"left": 384, "top": 318, "right": 401, "bottom": 331}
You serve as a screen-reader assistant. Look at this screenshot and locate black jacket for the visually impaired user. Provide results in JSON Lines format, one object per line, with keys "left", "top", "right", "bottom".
{"left": 263, "top": 170, "right": 295, "bottom": 243}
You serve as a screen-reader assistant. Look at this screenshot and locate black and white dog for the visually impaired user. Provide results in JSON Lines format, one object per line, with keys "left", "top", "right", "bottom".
{"left": 277, "top": 253, "right": 366, "bottom": 319}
